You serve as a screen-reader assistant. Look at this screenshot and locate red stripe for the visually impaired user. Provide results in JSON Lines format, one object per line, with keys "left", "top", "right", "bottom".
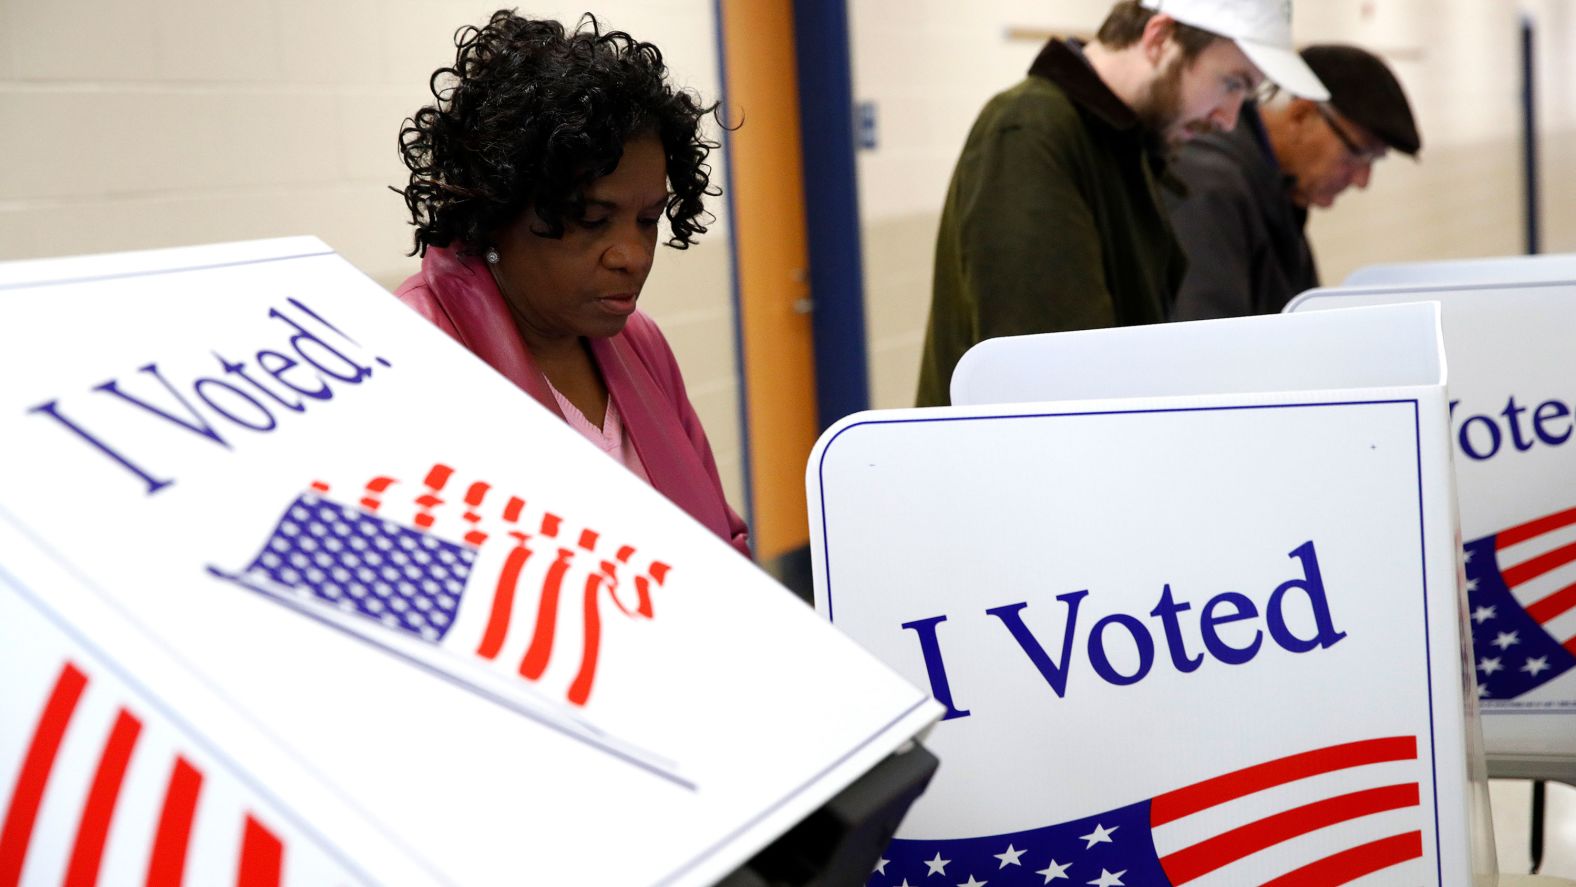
{"left": 1526, "top": 580, "right": 1576, "bottom": 625}
{"left": 0, "top": 662, "right": 89, "bottom": 887}
{"left": 1151, "top": 736, "right": 1416, "bottom": 826}
{"left": 1497, "top": 506, "right": 1576, "bottom": 549}
{"left": 1159, "top": 783, "right": 1419, "bottom": 884}
{"left": 1260, "top": 831, "right": 1424, "bottom": 886}
{"left": 541, "top": 513, "right": 561, "bottom": 537}
{"left": 633, "top": 576, "right": 656, "bottom": 618}
{"left": 64, "top": 709, "right": 144, "bottom": 887}
{"left": 422, "top": 463, "right": 454, "bottom": 491}
{"left": 606, "top": 564, "right": 643, "bottom": 618}
{"left": 236, "top": 815, "right": 283, "bottom": 887}
{"left": 578, "top": 529, "right": 599, "bottom": 551}
{"left": 363, "top": 476, "right": 396, "bottom": 494}
{"left": 567, "top": 574, "right": 607, "bottom": 706}
{"left": 502, "top": 496, "right": 525, "bottom": 523}
{"left": 476, "top": 545, "right": 532, "bottom": 659}
{"left": 1565, "top": 636, "right": 1576, "bottom": 657}
{"left": 463, "top": 481, "right": 490, "bottom": 507}
{"left": 1502, "top": 539, "right": 1576, "bottom": 588}
{"left": 308, "top": 481, "right": 330, "bottom": 494}
{"left": 146, "top": 757, "right": 204, "bottom": 887}
{"left": 519, "top": 548, "right": 575, "bottom": 680}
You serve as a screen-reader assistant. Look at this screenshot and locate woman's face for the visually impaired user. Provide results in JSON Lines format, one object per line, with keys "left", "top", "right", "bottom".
{"left": 492, "top": 132, "right": 669, "bottom": 349}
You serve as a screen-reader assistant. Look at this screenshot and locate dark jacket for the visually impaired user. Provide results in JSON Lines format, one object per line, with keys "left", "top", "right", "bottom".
{"left": 1166, "top": 103, "right": 1319, "bottom": 320}
{"left": 916, "top": 39, "right": 1187, "bottom": 407}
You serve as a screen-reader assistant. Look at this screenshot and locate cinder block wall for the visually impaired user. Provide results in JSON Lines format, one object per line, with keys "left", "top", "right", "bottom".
{"left": 0, "top": 0, "right": 744, "bottom": 507}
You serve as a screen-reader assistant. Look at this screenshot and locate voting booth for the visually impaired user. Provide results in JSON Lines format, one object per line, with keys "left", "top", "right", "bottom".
{"left": 810, "top": 304, "right": 1496, "bottom": 884}
{"left": 1346, "top": 254, "right": 1576, "bottom": 288}
{"left": 0, "top": 238, "right": 942, "bottom": 885}
{"left": 1290, "top": 280, "right": 1576, "bottom": 785}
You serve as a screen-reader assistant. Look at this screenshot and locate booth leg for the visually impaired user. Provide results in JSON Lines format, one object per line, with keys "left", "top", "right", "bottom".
{"left": 717, "top": 741, "right": 940, "bottom": 886}
{"left": 1531, "top": 779, "right": 1547, "bottom": 874}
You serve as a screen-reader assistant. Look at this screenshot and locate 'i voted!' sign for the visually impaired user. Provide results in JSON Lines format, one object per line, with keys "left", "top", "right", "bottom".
{"left": 0, "top": 237, "right": 940, "bottom": 887}
{"left": 811, "top": 304, "right": 1492, "bottom": 885}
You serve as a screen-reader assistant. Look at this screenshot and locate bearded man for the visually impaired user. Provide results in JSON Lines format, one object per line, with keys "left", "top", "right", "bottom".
{"left": 916, "top": 0, "right": 1328, "bottom": 407}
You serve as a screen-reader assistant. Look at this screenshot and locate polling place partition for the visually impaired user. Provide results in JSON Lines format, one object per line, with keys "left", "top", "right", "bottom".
{"left": 1346, "top": 254, "right": 1576, "bottom": 287}
{"left": 0, "top": 238, "right": 941, "bottom": 886}
{"left": 810, "top": 303, "right": 1495, "bottom": 885}
{"left": 1289, "top": 281, "right": 1576, "bottom": 786}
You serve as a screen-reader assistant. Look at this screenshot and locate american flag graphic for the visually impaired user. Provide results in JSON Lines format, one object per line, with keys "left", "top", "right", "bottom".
{"left": 210, "top": 463, "right": 672, "bottom": 711}
{"left": 0, "top": 659, "right": 339, "bottom": 886}
{"left": 1464, "top": 506, "right": 1576, "bottom": 700}
{"left": 866, "top": 736, "right": 1427, "bottom": 886}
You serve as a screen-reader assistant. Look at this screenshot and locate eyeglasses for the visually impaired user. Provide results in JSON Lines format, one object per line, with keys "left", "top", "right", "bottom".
{"left": 1221, "top": 73, "right": 1279, "bottom": 104}
{"left": 1316, "top": 104, "right": 1387, "bottom": 165}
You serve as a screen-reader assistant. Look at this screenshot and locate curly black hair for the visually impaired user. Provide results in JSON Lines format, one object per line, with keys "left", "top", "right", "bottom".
{"left": 396, "top": 11, "right": 721, "bottom": 256}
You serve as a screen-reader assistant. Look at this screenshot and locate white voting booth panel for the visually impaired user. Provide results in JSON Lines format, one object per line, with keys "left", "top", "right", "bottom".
{"left": 1289, "top": 282, "right": 1576, "bottom": 783}
{"left": 948, "top": 303, "right": 1440, "bottom": 406}
{"left": 811, "top": 304, "right": 1495, "bottom": 885}
{"left": 1346, "top": 254, "right": 1576, "bottom": 288}
{"left": 0, "top": 237, "right": 941, "bottom": 886}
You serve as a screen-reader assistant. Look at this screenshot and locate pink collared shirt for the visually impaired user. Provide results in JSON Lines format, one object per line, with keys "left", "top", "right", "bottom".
{"left": 545, "top": 382, "right": 652, "bottom": 484}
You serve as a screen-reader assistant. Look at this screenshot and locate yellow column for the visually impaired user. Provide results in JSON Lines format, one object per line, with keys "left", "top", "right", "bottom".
{"left": 718, "top": 0, "right": 818, "bottom": 563}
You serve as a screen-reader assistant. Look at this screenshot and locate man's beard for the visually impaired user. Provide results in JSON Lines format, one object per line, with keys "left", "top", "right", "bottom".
{"left": 1131, "top": 55, "right": 1215, "bottom": 153}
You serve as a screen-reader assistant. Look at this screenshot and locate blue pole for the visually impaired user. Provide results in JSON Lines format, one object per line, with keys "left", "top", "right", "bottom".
{"left": 1522, "top": 14, "right": 1540, "bottom": 256}
{"left": 793, "top": 0, "right": 871, "bottom": 430}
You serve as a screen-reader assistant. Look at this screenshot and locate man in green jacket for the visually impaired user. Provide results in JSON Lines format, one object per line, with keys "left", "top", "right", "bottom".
{"left": 916, "top": 0, "right": 1329, "bottom": 406}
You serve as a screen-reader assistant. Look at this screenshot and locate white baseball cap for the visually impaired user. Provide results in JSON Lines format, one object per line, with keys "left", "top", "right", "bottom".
{"left": 1141, "top": 0, "right": 1330, "bottom": 100}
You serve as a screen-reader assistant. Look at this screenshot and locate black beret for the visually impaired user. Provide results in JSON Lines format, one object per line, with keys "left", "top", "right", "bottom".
{"left": 1300, "top": 44, "right": 1422, "bottom": 156}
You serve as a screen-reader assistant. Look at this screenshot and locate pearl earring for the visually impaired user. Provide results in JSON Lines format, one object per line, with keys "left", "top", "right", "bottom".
{"left": 485, "top": 247, "right": 501, "bottom": 265}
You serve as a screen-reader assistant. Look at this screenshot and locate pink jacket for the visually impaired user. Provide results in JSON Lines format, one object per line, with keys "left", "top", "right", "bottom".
{"left": 394, "top": 246, "right": 751, "bottom": 558}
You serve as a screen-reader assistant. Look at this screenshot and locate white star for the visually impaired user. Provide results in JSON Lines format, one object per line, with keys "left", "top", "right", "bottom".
{"left": 1471, "top": 605, "right": 1495, "bottom": 624}
{"left": 1465, "top": 549, "right": 1475, "bottom": 563}
{"left": 1523, "top": 656, "right": 1551, "bottom": 676}
{"left": 1037, "top": 859, "right": 1072, "bottom": 882}
{"left": 1477, "top": 683, "right": 1491, "bottom": 698}
{"left": 1087, "top": 869, "right": 1126, "bottom": 887}
{"left": 1479, "top": 656, "right": 1503, "bottom": 675}
{"left": 1079, "top": 823, "right": 1118, "bottom": 848}
{"left": 874, "top": 857, "right": 890, "bottom": 875}
{"left": 957, "top": 877, "right": 987, "bottom": 887}
{"left": 925, "top": 853, "right": 951, "bottom": 876}
{"left": 994, "top": 845, "right": 1026, "bottom": 868}
{"left": 899, "top": 881, "right": 914, "bottom": 887}
{"left": 1466, "top": 578, "right": 1479, "bottom": 592}
{"left": 1492, "top": 630, "right": 1521, "bottom": 650}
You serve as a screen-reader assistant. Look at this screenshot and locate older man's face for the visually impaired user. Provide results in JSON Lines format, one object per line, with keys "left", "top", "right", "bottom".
{"left": 1289, "top": 104, "right": 1388, "bottom": 208}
